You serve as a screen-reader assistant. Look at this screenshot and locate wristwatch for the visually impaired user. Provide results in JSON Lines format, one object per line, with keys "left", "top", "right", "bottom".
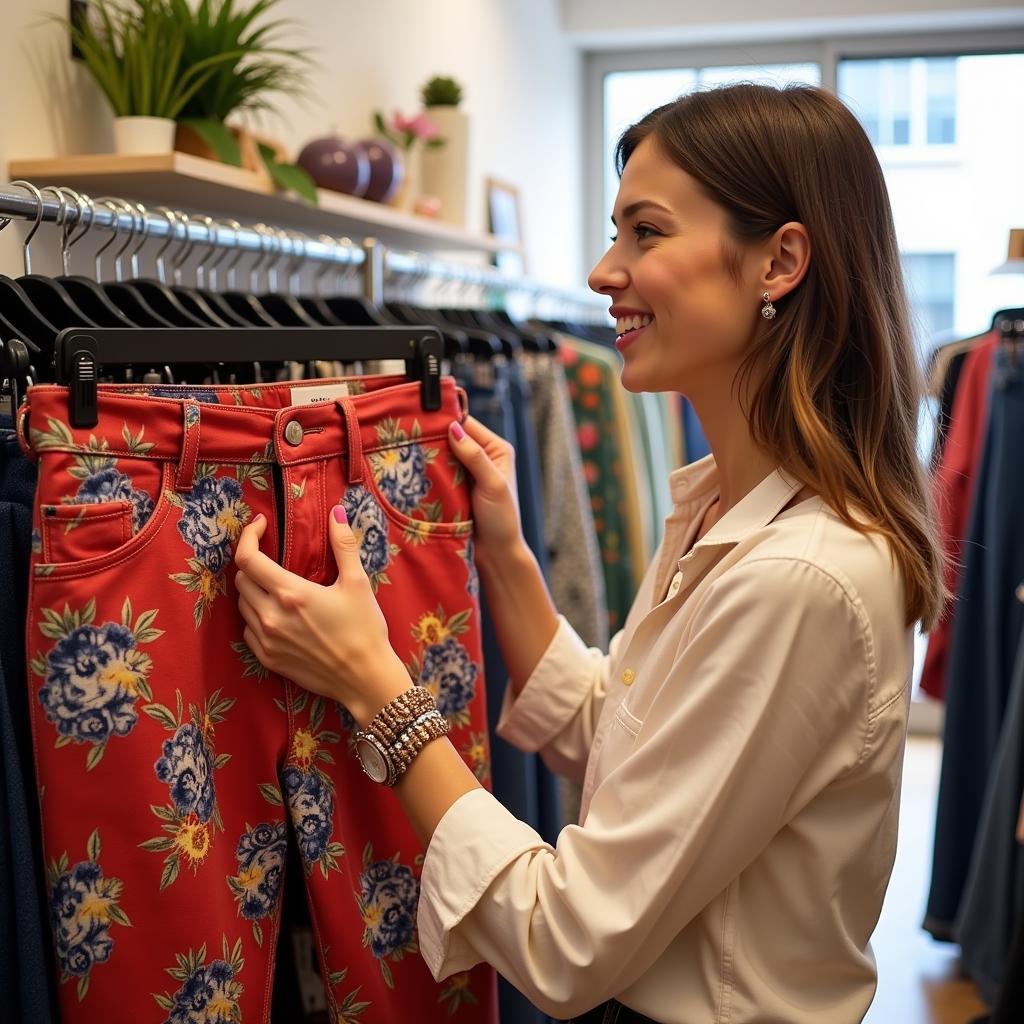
{"left": 354, "top": 730, "right": 395, "bottom": 785}
{"left": 353, "top": 687, "right": 451, "bottom": 787}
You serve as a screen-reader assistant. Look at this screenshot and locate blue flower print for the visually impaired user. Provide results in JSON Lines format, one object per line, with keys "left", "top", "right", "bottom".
{"left": 75, "top": 466, "right": 155, "bottom": 533}
{"left": 234, "top": 822, "right": 287, "bottom": 920}
{"left": 151, "top": 386, "right": 220, "bottom": 405}
{"left": 464, "top": 537, "right": 479, "bottom": 598}
{"left": 177, "top": 475, "right": 248, "bottom": 573}
{"left": 164, "top": 959, "right": 238, "bottom": 1024}
{"left": 342, "top": 485, "right": 391, "bottom": 577}
{"left": 282, "top": 767, "right": 334, "bottom": 865}
{"left": 50, "top": 860, "right": 115, "bottom": 978}
{"left": 359, "top": 859, "right": 419, "bottom": 959}
{"left": 374, "top": 444, "right": 431, "bottom": 513}
{"left": 417, "top": 636, "right": 479, "bottom": 718}
{"left": 38, "top": 622, "right": 145, "bottom": 745}
{"left": 155, "top": 722, "right": 215, "bottom": 823}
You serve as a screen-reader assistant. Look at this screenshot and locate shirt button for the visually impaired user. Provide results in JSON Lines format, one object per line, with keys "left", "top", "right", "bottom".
{"left": 668, "top": 571, "right": 683, "bottom": 597}
{"left": 621, "top": 668, "right": 636, "bottom": 686}
{"left": 283, "top": 420, "right": 304, "bottom": 446}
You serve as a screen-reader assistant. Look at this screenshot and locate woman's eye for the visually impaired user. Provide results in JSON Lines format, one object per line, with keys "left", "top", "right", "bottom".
{"left": 633, "top": 224, "right": 658, "bottom": 241}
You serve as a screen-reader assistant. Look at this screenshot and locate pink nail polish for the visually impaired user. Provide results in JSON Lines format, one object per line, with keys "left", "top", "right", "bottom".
{"left": 333, "top": 505, "right": 348, "bottom": 524}
{"left": 451, "top": 421, "right": 465, "bottom": 441}
{"left": 252, "top": 513, "right": 264, "bottom": 525}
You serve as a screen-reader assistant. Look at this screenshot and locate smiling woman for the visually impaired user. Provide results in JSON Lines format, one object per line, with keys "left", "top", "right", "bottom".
{"left": 231, "top": 82, "right": 944, "bottom": 1024}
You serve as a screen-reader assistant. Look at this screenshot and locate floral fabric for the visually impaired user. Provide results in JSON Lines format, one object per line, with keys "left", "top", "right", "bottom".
{"left": 21, "top": 375, "right": 496, "bottom": 1023}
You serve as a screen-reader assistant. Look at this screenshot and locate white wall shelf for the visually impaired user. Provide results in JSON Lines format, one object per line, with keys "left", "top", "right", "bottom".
{"left": 7, "top": 152, "right": 521, "bottom": 256}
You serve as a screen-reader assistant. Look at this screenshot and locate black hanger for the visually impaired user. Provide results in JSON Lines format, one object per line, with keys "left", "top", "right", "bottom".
{"left": 53, "top": 326, "right": 446, "bottom": 427}
{"left": 991, "top": 306, "right": 1024, "bottom": 330}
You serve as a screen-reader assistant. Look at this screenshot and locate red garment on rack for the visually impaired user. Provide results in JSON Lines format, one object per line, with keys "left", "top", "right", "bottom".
{"left": 920, "top": 332, "right": 998, "bottom": 700}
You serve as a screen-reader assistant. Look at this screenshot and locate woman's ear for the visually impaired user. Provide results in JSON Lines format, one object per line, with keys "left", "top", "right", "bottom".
{"left": 762, "top": 221, "right": 811, "bottom": 300}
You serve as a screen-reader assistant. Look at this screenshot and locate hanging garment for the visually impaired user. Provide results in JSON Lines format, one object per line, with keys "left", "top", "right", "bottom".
{"left": 19, "top": 376, "right": 497, "bottom": 1024}
{"left": 556, "top": 338, "right": 636, "bottom": 635}
{"left": 679, "top": 396, "right": 710, "bottom": 464}
{"left": 955, "top": 611, "right": 1024, "bottom": 1002}
{"left": 523, "top": 352, "right": 607, "bottom": 652}
{"left": 457, "top": 360, "right": 556, "bottom": 1024}
{"left": 0, "top": 417, "right": 57, "bottom": 1024}
{"left": 919, "top": 333, "right": 997, "bottom": 701}
{"left": 925, "top": 344, "right": 1024, "bottom": 939}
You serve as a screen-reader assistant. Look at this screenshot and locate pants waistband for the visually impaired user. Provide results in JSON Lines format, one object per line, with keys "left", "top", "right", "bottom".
{"left": 20, "top": 375, "right": 466, "bottom": 471}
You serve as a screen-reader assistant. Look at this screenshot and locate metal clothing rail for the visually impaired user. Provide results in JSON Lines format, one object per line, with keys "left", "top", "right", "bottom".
{"left": 0, "top": 180, "right": 606, "bottom": 317}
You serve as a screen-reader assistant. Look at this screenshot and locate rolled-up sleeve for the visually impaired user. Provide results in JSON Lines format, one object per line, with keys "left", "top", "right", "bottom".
{"left": 418, "top": 558, "right": 874, "bottom": 1018}
{"left": 496, "top": 615, "right": 616, "bottom": 782}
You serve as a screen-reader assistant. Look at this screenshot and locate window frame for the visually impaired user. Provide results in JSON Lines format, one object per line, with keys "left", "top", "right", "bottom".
{"left": 584, "top": 27, "right": 1024, "bottom": 273}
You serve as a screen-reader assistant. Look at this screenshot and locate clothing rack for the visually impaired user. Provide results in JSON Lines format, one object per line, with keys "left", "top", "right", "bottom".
{"left": 0, "top": 181, "right": 606, "bottom": 321}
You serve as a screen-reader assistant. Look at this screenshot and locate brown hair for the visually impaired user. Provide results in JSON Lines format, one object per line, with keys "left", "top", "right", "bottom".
{"left": 617, "top": 84, "right": 944, "bottom": 628}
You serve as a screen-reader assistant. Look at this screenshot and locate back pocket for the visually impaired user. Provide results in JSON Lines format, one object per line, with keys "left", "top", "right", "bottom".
{"left": 40, "top": 501, "right": 134, "bottom": 564}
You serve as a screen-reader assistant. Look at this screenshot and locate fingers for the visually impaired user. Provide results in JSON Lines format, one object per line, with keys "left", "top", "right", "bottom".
{"left": 328, "top": 504, "right": 367, "bottom": 584}
{"left": 242, "top": 625, "right": 272, "bottom": 670}
{"left": 448, "top": 419, "right": 512, "bottom": 492}
{"left": 234, "top": 513, "right": 290, "bottom": 588}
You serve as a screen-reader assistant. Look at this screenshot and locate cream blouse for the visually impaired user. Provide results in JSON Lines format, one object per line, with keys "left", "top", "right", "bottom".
{"left": 419, "top": 456, "right": 913, "bottom": 1023}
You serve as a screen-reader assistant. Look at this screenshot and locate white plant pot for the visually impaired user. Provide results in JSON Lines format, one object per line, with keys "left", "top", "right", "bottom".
{"left": 421, "top": 107, "right": 469, "bottom": 227}
{"left": 113, "top": 116, "right": 176, "bottom": 156}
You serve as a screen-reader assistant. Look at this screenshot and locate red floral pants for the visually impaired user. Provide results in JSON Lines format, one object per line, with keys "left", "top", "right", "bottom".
{"left": 19, "top": 375, "right": 496, "bottom": 1023}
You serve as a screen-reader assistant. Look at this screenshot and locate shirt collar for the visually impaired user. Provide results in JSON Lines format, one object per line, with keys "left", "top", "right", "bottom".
{"left": 668, "top": 457, "right": 803, "bottom": 551}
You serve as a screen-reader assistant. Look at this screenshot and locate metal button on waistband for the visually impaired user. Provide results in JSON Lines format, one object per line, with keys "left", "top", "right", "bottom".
{"left": 621, "top": 668, "right": 636, "bottom": 686}
{"left": 283, "top": 420, "right": 304, "bottom": 446}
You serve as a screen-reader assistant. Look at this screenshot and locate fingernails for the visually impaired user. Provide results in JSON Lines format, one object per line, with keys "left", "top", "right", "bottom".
{"left": 450, "top": 421, "right": 465, "bottom": 441}
{"left": 333, "top": 505, "right": 348, "bottom": 524}
{"left": 252, "top": 513, "right": 265, "bottom": 525}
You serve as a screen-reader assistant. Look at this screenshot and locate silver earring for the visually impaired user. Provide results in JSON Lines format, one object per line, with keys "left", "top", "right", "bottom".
{"left": 761, "top": 291, "right": 776, "bottom": 320}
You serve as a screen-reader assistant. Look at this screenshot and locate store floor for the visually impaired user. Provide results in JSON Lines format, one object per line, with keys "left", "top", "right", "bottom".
{"left": 865, "top": 735, "right": 989, "bottom": 1024}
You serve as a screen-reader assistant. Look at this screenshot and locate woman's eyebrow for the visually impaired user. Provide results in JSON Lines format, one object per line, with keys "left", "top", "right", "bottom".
{"left": 610, "top": 200, "right": 673, "bottom": 226}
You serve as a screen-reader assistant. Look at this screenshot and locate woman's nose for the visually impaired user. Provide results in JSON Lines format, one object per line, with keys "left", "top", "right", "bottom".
{"left": 587, "top": 250, "right": 629, "bottom": 296}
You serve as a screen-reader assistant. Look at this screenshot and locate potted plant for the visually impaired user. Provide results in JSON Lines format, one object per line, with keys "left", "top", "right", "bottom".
{"left": 419, "top": 75, "right": 469, "bottom": 227}
{"left": 62, "top": 0, "right": 239, "bottom": 155}
{"left": 169, "top": 0, "right": 317, "bottom": 202}
{"left": 372, "top": 108, "right": 444, "bottom": 213}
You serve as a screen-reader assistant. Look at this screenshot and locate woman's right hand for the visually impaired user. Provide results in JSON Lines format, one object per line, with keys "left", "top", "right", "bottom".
{"left": 448, "top": 416, "right": 524, "bottom": 560}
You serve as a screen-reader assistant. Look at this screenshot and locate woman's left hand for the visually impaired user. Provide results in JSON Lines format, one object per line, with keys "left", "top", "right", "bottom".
{"left": 234, "top": 506, "right": 411, "bottom": 725}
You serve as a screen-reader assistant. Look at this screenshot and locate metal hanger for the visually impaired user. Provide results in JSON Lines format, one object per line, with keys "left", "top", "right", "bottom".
{"left": 94, "top": 198, "right": 175, "bottom": 328}
{"left": 218, "top": 218, "right": 279, "bottom": 326}
{"left": 7, "top": 181, "right": 102, "bottom": 332}
{"left": 48, "top": 187, "right": 136, "bottom": 327}
{"left": 255, "top": 226, "right": 321, "bottom": 327}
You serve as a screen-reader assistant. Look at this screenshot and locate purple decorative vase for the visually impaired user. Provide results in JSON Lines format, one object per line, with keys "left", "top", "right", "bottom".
{"left": 296, "top": 135, "right": 371, "bottom": 197}
{"left": 357, "top": 138, "right": 404, "bottom": 204}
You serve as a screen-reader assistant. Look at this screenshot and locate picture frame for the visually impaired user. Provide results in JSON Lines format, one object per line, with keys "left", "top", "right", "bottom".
{"left": 485, "top": 177, "right": 527, "bottom": 277}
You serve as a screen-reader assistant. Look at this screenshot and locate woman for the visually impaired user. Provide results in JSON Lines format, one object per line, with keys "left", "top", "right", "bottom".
{"left": 234, "top": 83, "right": 944, "bottom": 1023}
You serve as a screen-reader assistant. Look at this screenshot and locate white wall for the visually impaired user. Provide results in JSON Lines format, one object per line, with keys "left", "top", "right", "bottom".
{"left": 0, "top": 0, "right": 583, "bottom": 287}
{"left": 561, "top": 0, "right": 1024, "bottom": 47}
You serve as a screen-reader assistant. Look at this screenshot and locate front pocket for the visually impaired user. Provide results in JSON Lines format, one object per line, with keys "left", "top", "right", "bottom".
{"left": 360, "top": 436, "right": 473, "bottom": 539}
{"left": 40, "top": 501, "right": 133, "bottom": 563}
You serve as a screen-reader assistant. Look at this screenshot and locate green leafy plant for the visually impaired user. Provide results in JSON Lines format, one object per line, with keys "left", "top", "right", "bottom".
{"left": 168, "top": 0, "right": 316, "bottom": 203}
{"left": 421, "top": 75, "right": 463, "bottom": 108}
{"left": 61, "top": 0, "right": 239, "bottom": 119}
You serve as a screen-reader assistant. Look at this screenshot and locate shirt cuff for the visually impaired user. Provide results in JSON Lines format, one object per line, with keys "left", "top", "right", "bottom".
{"left": 495, "top": 615, "right": 596, "bottom": 751}
{"left": 418, "top": 788, "right": 552, "bottom": 980}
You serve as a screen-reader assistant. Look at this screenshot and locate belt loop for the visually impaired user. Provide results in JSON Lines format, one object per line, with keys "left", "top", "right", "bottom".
{"left": 337, "top": 398, "right": 363, "bottom": 484}
{"left": 175, "top": 399, "right": 201, "bottom": 493}
{"left": 16, "top": 400, "right": 36, "bottom": 461}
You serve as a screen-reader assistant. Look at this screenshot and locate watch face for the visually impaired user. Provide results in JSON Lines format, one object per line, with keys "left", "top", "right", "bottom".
{"left": 356, "top": 737, "right": 389, "bottom": 784}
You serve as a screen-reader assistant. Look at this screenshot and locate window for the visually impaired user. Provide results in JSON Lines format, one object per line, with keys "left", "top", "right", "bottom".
{"left": 837, "top": 56, "right": 956, "bottom": 149}
{"left": 902, "top": 253, "right": 956, "bottom": 350}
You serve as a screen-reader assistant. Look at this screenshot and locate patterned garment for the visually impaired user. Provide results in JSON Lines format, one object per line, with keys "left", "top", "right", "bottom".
{"left": 556, "top": 339, "right": 636, "bottom": 636}
{"left": 20, "top": 375, "right": 496, "bottom": 1024}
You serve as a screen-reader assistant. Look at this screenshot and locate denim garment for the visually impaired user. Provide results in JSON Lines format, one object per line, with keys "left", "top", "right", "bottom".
{"left": 561, "top": 999, "right": 658, "bottom": 1023}
{"left": 680, "top": 396, "right": 710, "bottom": 463}
{"left": 0, "top": 418, "right": 57, "bottom": 1023}
{"left": 955, "top": 613, "right": 1024, "bottom": 1002}
{"left": 458, "top": 365, "right": 560, "bottom": 1024}
{"left": 926, "top": 345, "right": 1024, "bottom": 938}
